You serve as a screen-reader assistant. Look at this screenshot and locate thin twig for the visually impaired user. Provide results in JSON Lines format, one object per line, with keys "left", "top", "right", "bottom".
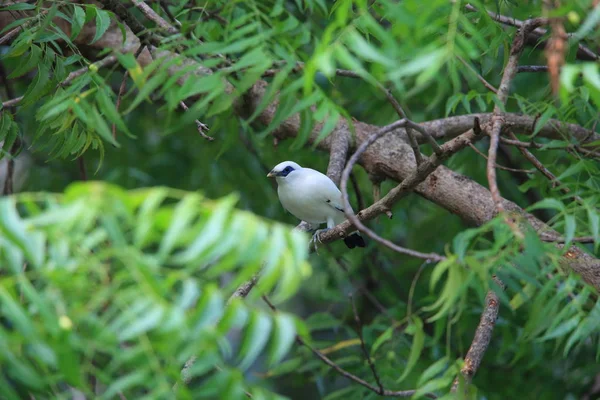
{"left": 326, "top": 249, "right": 395, "bottom": 321}
{"left": 518, "top": 65, "right": 549, "bottom": 73}
{"left": 262, "top": 62, "right": 361, "bottom": 78}
{"left": 178, "top": 101, "right": 213, "bottom": 140}
{"left": 0, "top": 61, "right": 20, "bottom": 196}
{"left": 0, "top": 9, "right": 49, "bottom": 45}
{"left": 465, "top": 3, "right": 599, "bottom": 61}
{"left": 381, "top": 89, "right": 423, "bottom": 164}
{"left": 261, "top": 296, "right": 436, "bottom": 399}
{"left": 130, "top": 0, "right": 179, "bottom": 35}
{"left": 227, "top": 274, "right": 260, "bottom": 305}
{"left": 113, "top": 72, "right": 129, "bottom": 141}
{"left": 468, "top": 143, "right": 534, "bottom": 173}
{"left": 350, "top": 294, "right": 384, "bottom": 395}
{"left": 507, "top": 131, "right": 585, "bottom": 205}
{"left": 350, "top": 172, "right": 365, "bottom": 211}
{"left": 539, "top": 234, "right": 596, "bottom": 244}
{"left": 158, "top": 0, "right": 181, "bottom": 26}
{"left": 457, "top": 56, "right": 498, "bottom": 93}
{"left": 451, "top": 277, "right": 505, "bottom": 392}
{"left": 77, "top": 156, "right": 87, "bottom": 181}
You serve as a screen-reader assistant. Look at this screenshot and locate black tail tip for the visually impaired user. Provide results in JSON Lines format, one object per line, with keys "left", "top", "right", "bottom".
{"left": 344, "top": 233, "right": 366, "bottom": 249}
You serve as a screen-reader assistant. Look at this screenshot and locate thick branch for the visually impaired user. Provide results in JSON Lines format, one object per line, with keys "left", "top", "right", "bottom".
{"left": 245, "top": 81, "right": 600, "bottom": 291}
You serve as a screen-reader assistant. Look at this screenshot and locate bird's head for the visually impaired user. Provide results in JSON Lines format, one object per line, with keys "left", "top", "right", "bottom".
{"left": 267, "top": 161, "right": 302, "bottom": 181}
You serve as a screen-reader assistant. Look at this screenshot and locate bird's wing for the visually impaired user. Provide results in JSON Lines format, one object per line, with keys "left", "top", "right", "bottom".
{"left": 302, "top": 169, "right": 346, "bottom": 212}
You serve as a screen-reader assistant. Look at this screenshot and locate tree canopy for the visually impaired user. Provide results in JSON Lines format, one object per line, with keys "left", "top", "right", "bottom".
{"left": 0, "top": 0, "right": 599, "bottom": 399}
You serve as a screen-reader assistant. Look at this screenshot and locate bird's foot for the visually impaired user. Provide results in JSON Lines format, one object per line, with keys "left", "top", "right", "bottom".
{"left": 310, "top": 228, "right": 330, "bottom": 253}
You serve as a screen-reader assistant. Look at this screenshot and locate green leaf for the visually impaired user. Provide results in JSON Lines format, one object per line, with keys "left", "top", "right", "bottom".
{"left": 418, "top": 356, "right": 449, "bottom": 386}
{"left": 563, "top": 215, "right": 576, "bottom": 247}
{"left": 90, "top": 106, "right": 119, "bottom": 147}
{"left": 2, "top": 3, "right": 37, "bottom": 10}
{"left": 538, "top": 315, "right": 581, "bottom": 341}
{"left": 397, "top": 316, "right": 425, "bottom": 382}
{"left": 71, "top": 5, "right": 86, "bottom": 39}
{"left": 572, "top": 5, "right": 600, "bottom": 41}
{"left": 586, "top": 206, "right": 599, "bottom": 250}
{"left": 158, "top": 194, "right": 201, "bottom": 260}
{"left": 371, "top": 326, "right": 393, "bottom": 355}
{"left": 172, "top": 195, "right": 238, "bottom": 265}
{"left": 238, "top": 311, "right": 273, "bottom": 370}
{"left": 91, "top": 9, "right": 111, "bottom": 44}
{"left": 267, "top": 314, "right": 297, "bottom": 366}
{"left": 96, "top": 89, "right": 135, "bottom": 138}
{"left": 527, "top": 198, "right": 565, "bottom": 213}
{"left": 531, "top": 107, "right": 555, "bottom": 138}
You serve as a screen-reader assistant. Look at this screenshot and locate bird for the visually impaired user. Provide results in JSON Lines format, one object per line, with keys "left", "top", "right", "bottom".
{"left": 267, "top": 161, "right": 366, "bottom": 249}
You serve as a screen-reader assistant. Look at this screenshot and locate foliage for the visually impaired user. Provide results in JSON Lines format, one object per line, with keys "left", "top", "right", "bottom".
{"left": 0, "top": 0, "right": 599, "bottom": 399}
{"left": 0, "top": 183, "right": 309, "bottom": 398}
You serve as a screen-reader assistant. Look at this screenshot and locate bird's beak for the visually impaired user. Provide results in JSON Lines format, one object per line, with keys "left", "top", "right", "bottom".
{"left": 267, "top": 170, "right": 276, "bottom": 178}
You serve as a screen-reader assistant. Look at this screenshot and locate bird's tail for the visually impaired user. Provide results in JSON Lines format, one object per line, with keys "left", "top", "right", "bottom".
{"left": 343, "top": 232, "right": 366, "bottom": 249}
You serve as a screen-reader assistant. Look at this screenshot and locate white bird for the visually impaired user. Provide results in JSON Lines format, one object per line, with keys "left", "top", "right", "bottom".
{"left": 267, "top": 161, "right": 365, "bottom": 249}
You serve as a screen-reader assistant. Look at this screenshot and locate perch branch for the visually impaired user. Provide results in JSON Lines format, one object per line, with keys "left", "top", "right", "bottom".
{"left": 331, "top": 119, "right": 485, "bottom": 259}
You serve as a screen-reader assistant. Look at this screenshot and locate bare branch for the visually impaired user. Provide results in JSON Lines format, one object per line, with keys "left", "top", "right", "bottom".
{"left": 452, "top": 278, "right": 504, "bottom": 392}
{"left": 507, "top": 132, "right": 585, "bottom": 205}
{"left": 0, "top": 61, "right": 19, "bottom": 196}
{"left": 465, "top": 3, "right": 599, "bottom": 61}
{"left": 540, "top": 234, "right": 596, "bottom": 244}
{"left": 227, "top": 274, "right": 260, "bottom": 305}
{"left": 350, "top": 294, "right": 384, "bottom": 395}
{"left": 0, "top": 9, "right": 48, "bottom": 45}
{"left": 131, "top": 0, "right": 179, "bottom": 35}
{"left": 468, "top": 143, "right": 535, "bottom": 173}
{"left": 517, "top": 65, "right": 549, "bottom": 73}
{"left": 457, "top": 55, "right": 498, "bottom": 94}
{"left": 178, "top": 101, "right": 213, "bottom": 141}
{"left": 77, "top": 157, "right": 87, "bottom": 181}
{"left": 487, "top": 18, "right": 546, "bottom": 234}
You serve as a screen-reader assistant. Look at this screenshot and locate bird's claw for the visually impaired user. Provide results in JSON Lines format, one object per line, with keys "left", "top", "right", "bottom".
{"left": 310, "top": 228, "right": 330, "bottom": 253}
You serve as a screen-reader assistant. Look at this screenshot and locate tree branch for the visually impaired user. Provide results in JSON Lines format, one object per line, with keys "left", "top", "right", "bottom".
{"left": 1, "top": 55, "right": 119, "bottom": 109}
{"left": 465, "top": 3, "right": 599, "bottom": 61}
{"left": 451, "top": 278, "right": 504, "bottom": 392}
{"left": 332, "top": 120, "right": 484, "bottom": 258}
{"left": 350, "top": 294, "right": 384, "bottom": 394}
{"left": 487, "top": 18, "right": 546, "bottom": 233}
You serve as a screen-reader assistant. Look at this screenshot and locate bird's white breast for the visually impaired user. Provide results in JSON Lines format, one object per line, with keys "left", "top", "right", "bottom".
{"left": 277, "top": 171, "right": 342, "bottom": 225}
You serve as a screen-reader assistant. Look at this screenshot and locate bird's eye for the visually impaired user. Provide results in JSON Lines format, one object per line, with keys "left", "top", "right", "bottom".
{"left": 284, "top": 166, "right": 292, "bottom": 172}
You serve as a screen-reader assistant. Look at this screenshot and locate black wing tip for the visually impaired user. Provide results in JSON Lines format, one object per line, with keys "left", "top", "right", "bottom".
{"left": 343, "top": 233, "right": 366, "bottom": 249}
